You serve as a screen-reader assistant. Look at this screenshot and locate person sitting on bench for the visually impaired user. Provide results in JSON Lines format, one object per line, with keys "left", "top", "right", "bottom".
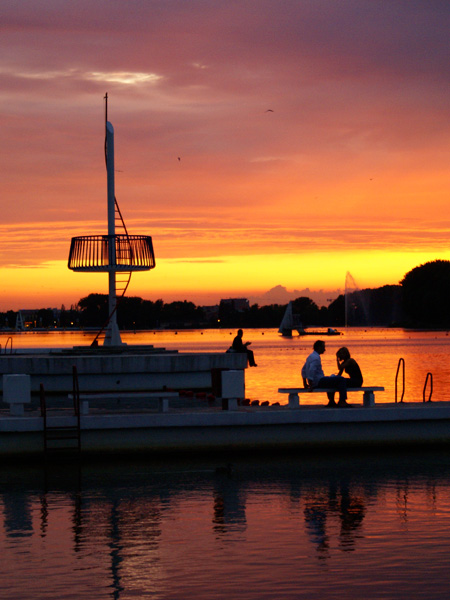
{"left": 301, "top": 340, "right": 349, "bottom": 407}
{"left": 336, "top": 346, "right": 363, "bottom": 386}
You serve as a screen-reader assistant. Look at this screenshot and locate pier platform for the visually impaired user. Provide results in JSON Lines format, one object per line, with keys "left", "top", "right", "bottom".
{"left": 2, "top": 400, "right": 450, "bottom": 458}
{"left": 0, "top": 345, "right": 247, "bottom": 394}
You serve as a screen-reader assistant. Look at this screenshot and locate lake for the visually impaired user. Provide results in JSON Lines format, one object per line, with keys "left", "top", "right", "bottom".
{"left": 2, "top": 328, "right": 450, "bottom": 598}
{"left": 2, "top": 327, "right": 450, "bottom": 404}
{"left": 2, "top": 451, "right": 450, "bottom": 599}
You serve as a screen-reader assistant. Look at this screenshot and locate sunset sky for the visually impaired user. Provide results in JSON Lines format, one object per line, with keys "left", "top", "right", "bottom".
{"left": 1, "top": 1, "right": 449, "bottom": 311}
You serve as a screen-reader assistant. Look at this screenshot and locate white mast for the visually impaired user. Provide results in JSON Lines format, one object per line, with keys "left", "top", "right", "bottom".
{"left": 104, "top": 120, "right": 122, "bottom": 346}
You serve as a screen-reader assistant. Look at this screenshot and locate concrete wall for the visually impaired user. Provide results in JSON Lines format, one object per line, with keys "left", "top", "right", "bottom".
{"left": 0, "top": 349, "right": 247, "bottom": 393}
{"left": 3, "top": 403, "right": 450, "bottom": 457}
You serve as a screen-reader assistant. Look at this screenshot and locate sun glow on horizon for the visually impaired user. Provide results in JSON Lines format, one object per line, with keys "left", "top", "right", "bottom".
{"left": 1, "top": 2, "right": 448, "bottom": 311}
{"left": 1, "top": 249, "right": 449, "bottom": 311}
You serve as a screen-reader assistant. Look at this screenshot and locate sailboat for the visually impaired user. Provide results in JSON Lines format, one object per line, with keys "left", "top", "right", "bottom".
{"left": 278, "top": 302, "right": 305, "bottom": 336}
{"left": 278, "top": 301, "right": 343, "bottom": 337}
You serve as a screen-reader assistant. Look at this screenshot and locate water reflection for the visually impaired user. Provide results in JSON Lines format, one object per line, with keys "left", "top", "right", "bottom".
{"left": 2, "top": 453, "right": 450, "bottom": 599}
{"left": 3, "top": 492, "right": 33, "bottom": 538}
{"left": 213, "top": 468, "right": 247, "bottom": 535}
{"left": 304, "top": 481, "right": 366, "bottom": 557}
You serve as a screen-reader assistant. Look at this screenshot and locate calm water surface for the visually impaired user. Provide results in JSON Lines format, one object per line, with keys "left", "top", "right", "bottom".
{"left": 3, "top": 327, "right": 450, "bottom": 404}
{"left": 2, "top": 329, "right": 450, "bottom": 598}
{"left": 2, "top": 453, "right": 450, "bottom": 599}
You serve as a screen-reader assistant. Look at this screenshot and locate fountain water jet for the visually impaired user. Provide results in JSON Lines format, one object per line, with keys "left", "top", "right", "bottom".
{"left": 344, "top": 272, "right": 370, "bottom": 327}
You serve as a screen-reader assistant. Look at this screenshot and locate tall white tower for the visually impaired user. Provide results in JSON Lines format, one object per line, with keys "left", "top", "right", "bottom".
{"left": 68, "top": 97, "right": 156, "bottom": 346}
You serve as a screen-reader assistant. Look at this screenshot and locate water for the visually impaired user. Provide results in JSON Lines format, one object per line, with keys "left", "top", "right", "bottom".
{"left": 2, "top": 328, "right": 450, "bottom": 598}
{"left": 2, "top": 327, "right": 450, "bottom": 403}
{"left": 3, "top": 453, "right": 450, "bottom": 599}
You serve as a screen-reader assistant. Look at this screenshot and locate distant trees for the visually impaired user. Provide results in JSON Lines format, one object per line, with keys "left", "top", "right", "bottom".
{"left": 74, "top": 294, "right": 335, "bottom": 330}
{"left": 2, "top": 260, "right": 450, "bottom": 330}
{"left": 76, "top": 294, "right": 206, "bottom": 330}
{"left": 333, "top": 285, "right": 403, "bottom": 327}
{"left": 368, "top": 285, "right": 403, "bottom": 326}
{"left": 327, "top": 295, "right": 345, "bottom": 326}
{"left": 323, "top": 285, "right": 403, "bottom": 327}
{"left": 218, "top": 301, "right": 285, "bottom": 328}
{"left": 157, "top": 300, "right": 205, "bottom": 329}
{"left": 59, "top": 305, "right": 80, "bottom": 328}
{"left": 292, "top": 297, "right": 326, "bottom": 327}
{"left": 247, "top": 304, "right": 286, "bottom": 328}
{"left": 77, "top": 294, "right": 109, "bottom": 327}
{"left": 401, "top": 260, "right": 450, "bottom": 328}
{"left": 0, "top": 310, "right": 16, "bottom": 329}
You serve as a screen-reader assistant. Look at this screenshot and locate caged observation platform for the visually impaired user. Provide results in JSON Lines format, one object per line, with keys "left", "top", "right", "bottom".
{"left": 68, "top": 234, "right": 155, "bottom": 272}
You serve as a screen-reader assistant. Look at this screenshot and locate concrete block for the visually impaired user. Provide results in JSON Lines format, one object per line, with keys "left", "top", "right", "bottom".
{"left": 3, "top": 374, "right": 31, "bottom": 404}
{"left": 363, "top": 391, "right": 375, "bottom": 407}
{"left": 288, "top": 393, "right": 300, "bottom": 409}
{"left": 158, "top": 398, "right": 169, "bottom": 413}
{"left": 222, "top": 398, "right": 238, "bottom": 411}
{"left": 3, "top": 374, "right": 31, "bottom": 417}
{"left": 221, "top": 370, "right": 244, "bottom": 399}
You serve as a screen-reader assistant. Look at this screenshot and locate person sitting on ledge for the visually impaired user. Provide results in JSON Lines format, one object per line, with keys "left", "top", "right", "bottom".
{"left": 232, "top": 329, "right": 257, "bottom": 367}
{"left": 301, "top": 340, "right": 349, "bottom": 407}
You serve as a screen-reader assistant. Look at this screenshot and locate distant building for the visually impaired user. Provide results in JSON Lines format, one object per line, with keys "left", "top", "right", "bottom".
{"left": 219, "top": 298, "right": 250, "bottom": 312}
{"left": 15, "top": 308, "right": 60, "bottom": 330}
{"left": 202, "top": 305, "right": 219, "bottom": 321}
{"left": 16, "top": 310, "right": 40, "bottom": 330}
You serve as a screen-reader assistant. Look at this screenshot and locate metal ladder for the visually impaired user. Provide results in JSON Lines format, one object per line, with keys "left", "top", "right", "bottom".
{"left": 41, "top": 366, "right": 81, "bottom": 454}
{"left": 395, "top": 358, "right": 433, "bottom": 403}
{"left": 91, "top": 201, "right": 132, "bottom": 347}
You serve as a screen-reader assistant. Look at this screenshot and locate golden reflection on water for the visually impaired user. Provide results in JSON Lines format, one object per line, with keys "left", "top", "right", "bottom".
{"left": 2, "top": 329, "right": 450, "bottom": 598}
{"left": 2, "top": 327, "right": 450, "bottom": 404}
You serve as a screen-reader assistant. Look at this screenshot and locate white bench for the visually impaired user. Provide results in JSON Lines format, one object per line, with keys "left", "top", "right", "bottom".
{"left": 278, "top": 387, "right": 385, "bottom": 408}
{"left": 67, "top": 391, "right": 179, "bottom": 414}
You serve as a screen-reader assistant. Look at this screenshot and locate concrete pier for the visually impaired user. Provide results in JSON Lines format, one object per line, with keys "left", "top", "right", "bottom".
{"left": 2, "top": 401, "right": 450, "bottom": 458}
{"left": 0, "top": 346, "right": 247, "bottom": 394}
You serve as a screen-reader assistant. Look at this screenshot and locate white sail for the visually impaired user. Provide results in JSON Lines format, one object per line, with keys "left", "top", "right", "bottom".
{"left": 278, "top": 302, "right": 303, "bottom": 336}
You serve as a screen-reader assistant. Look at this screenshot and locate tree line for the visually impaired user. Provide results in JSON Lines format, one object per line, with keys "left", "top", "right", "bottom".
{"left": 1, "top": 260, "right": 449, "bottom": 330}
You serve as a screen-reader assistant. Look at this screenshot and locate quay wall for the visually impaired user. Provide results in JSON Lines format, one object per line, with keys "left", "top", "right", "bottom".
{"left": 2, "top": 403, "right": 450, "bottom": 458}
{"left": 0, "top": 349, "right": 247, "bottom": 394}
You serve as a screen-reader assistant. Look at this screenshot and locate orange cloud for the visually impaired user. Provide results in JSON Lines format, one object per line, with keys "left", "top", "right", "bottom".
{"left": 0, "top": 1, "right": 449, "bottom": 309}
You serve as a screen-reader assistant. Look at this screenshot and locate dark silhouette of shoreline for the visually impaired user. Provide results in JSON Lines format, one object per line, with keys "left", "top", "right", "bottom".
{"left": 2, "top": 259, "right": 450, "bottom": 330}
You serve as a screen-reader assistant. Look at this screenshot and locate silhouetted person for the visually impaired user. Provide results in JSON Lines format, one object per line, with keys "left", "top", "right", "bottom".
{"left": 324, "top": 346, "right": 364, "bottom": 406}
{"left": 301, "top": 340, "right": 349, "bottom": 407}
{"left": 232, "top": 329, "right": 257, "bottom": 367}
{"left": 337, "top": 346, "right": 363, "bottom": 386}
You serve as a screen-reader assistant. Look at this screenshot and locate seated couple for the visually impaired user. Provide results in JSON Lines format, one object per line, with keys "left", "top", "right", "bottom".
{"left": 301, "top": 340, "right": 363, "bottom": 408}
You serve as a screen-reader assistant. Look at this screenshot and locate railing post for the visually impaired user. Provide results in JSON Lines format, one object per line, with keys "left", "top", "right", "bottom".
{"left": 72, "top": 366, "right": 80, "bottom": 416}
{"left": 5, "top": 336, "right": 13, "bottom": 354}
{"left": 423, "top": 372, "right": 433, "bottom": 403}
{"left": 40, "top": 383, "right": 46, "bottom": 418}
{"left": 40, "top": 383, "right": 47, "bottom": 452}
{"left": 395, "top": 357, "right": 405, "bottom": 403}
